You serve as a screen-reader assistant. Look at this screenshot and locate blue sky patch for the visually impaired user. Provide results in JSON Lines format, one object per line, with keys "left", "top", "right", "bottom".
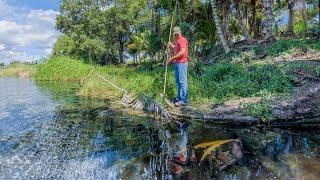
{"left": 0, "top": 0, "right": 60, "bottom": 64}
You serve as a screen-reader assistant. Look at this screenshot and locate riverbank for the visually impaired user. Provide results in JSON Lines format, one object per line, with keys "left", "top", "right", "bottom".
{"left": 0, "top": 62, "right": 36, "bottom": 78}
{"left": 34, "top": 39, "right": 320, "bottom": 123}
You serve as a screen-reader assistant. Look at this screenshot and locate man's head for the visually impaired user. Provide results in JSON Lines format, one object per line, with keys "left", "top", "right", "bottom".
{"left": 173, "top": 26, "right": 181, "bottom": 37}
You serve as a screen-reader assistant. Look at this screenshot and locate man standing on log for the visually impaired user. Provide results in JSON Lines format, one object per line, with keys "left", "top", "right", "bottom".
{"left": 167, "top": 26, "right": 189, "bottom": 107}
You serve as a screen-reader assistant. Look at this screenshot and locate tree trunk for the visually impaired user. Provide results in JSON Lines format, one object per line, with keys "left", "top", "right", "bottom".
{"left": 118, "top": 34, "right": 125, "bottom": 64}
{"left": 211, "top": 0, "right": 230, "bottom": 53}
{"left": 262, "top": 0, "right": 275, "bottom": 40}
{"left": 300, "top": 0, "right": 308, "bottom": 23}
{"left": 233, "top": 1, "right": 254, "bottom": 43}
{"left": 287, "top": 0, "right": 294, "bottom": 36}
{"left": 250, "top": 0, "right": 258, "bottom": 38}
{"left": 151, "top": 0, "right": 160, "bottom": 62}
{"left": 223, "top": 0, "right": 231, "bottom": 42}
{"left": 187, "top": 0, "right": 195, "bottom": 24}
{"left": 177, "top": 0, "right": 185, "bottom": 23}
{"left": 89, "top": 51, "right": 92, "bottom": 65}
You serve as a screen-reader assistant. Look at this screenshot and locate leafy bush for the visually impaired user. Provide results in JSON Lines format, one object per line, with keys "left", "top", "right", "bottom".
{"left": 306, "top": 25, "right": 320, "bottom": 38}
{"left": 294, "top": 19, "right": 307, "bottom": 35}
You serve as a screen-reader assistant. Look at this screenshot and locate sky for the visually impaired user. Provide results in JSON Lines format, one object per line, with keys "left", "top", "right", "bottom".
{"left": 0, "top": 0, "right": 60, "bottom": 64}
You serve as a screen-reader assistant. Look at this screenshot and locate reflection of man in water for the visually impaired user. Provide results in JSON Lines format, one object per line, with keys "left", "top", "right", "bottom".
{"left": 174, "top": 127, "right": 188, "bottom": 163}
{"left": 171, "top": 123, "right": 191, "bottom": 175}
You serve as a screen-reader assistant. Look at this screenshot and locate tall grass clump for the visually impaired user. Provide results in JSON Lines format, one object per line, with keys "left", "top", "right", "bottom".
{"left": 78, "top": 65, "right": 176, "bottom": 101}
{"left": 36, "top": 56, "right": 91, "bottom": 81}
{"left": 188, "top": 62, "right": 293, "bottom": 104}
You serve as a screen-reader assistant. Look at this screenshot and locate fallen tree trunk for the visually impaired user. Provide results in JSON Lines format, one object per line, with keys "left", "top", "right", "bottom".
{"left": 169, "top": 111, "right": 260, "bottom": 125}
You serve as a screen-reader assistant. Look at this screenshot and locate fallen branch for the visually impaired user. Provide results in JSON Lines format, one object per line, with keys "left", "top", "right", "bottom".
{"left": 95, "top": 73, "right": 173, "bottom": 121}
{"left": 169, "top": 111, "right": 260, "bottom": 125}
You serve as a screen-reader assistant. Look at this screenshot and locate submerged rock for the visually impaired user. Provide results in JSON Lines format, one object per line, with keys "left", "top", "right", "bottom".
{"left": 231, "top": 141, "right": 243, "bottom": 160}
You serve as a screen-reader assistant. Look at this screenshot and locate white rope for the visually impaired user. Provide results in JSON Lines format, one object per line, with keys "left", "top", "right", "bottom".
{"left": 80, "top": 67, "right": 95, "bottom": 84}
{"left": 96, "top": 73, "right": 126, "bottom": 93}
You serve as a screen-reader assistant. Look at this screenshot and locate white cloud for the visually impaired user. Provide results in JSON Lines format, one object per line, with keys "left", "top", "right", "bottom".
{"left": 0, "top": 50, "right": 36, "bottom": 64}
{"left": 0, "top": 0, "right": 59, "bottom": 64}
{"left": 0, "top": 20, "right": 32, "bottom": 33}
{"left": 0, "top": 0, "right": 16, "bottom": 18}
{"left": 0, "top": 43, "right": 5, "bottom": 51}
{"left": 27, "top": 9, "right": 58, "bottom": 25}
{"left": 45, "top": 48, "right": 52, "bottom": 55}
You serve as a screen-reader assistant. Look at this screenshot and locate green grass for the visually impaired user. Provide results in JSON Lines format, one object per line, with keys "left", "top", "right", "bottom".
{"left": 36, "top": 55, "right": 294, "bottom": 106}
{"left": 36, "top": 56, "right": 92, "bottom": 81}
{"left": 36, "top": 38, "right": 320, "bottom": 118}
{"left": 0, "top": 62, "right": 36, "bottom": 77}
{"left": 243, "top": 98, "right": 273, "bottom": 122}
{"left": 264, "top": 39, "right": 320, "bottom": 57}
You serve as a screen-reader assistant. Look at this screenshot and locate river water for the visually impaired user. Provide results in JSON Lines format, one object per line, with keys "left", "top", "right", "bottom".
{"left": 0, "top": 77, "right": 320, "bottom": 179}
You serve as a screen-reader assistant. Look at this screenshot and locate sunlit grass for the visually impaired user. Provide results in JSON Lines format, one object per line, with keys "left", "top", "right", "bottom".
{"left": 35, "top": 56, "right": 92, "bottom": 81}
{"left": 0, "top": 62, "right": 36, "bottom": 77}
{"left": 36, "top": 55, "right": 294, "bottom": 106}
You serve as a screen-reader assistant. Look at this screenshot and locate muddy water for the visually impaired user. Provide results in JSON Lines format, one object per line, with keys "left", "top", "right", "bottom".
{"left": 0, "top": 77, "right": 320, "bottom": 179}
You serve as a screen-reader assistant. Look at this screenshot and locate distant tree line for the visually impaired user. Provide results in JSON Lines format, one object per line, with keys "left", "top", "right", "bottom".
{"left": 53, "top": 0, "right": 320, "bottom": 65}
{"left": 9, "top": 61, "right": 39, "bottom": 65}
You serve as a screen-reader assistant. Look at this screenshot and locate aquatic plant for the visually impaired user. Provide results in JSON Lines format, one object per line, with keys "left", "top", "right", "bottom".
{"left": 195, "top": 139, "right": 234, "bottom": 164}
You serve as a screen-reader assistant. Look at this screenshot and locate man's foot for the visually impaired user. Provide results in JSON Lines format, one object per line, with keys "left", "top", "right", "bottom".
{"left": 174, "top": 155, "right": 188, "bottom": 165}
{"left": 174, "top": 101, "right": 188, "bottom": 107}
{"left": 170, "top": 98, "right": 179, "bottom": 104}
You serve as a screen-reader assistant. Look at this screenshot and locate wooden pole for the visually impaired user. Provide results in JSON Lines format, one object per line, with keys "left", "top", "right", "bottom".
{"left": 162, "top": 0, "right": 178, "bottom": 100}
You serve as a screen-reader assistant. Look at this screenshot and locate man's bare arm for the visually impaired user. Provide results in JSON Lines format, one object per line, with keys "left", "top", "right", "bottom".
{"left": 167, "top": 42, "right": 174, "bottom": 49}
{"left": 167, "top": 48, "right": 186, "bottom": 64}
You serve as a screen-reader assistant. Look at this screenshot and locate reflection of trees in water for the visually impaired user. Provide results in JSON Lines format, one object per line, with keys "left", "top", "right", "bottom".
{"left": 53, "top": 106, "right": 161, "bottom": 158}
{"left": 47, "top": 102, "right": 320, "bottom": 179}
{"left": 236, "top": 129, "right": 320, "bottom": 179}
{"left": 24, "top": 79, "right": 320, "bottom": 179}
{"left": 35, "top": 81, "right": 79, "bottom": 102}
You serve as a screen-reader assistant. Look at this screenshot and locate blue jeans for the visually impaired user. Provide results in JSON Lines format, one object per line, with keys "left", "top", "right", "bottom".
{"left": 174, "top": 63, "right": 188, "bottom": 104}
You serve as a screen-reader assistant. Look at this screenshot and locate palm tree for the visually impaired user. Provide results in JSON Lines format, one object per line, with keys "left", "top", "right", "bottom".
{"left": 150, "top": 0, "right": 162, "bottom": 62}
{"left": 262, "top": 0, "right": 275, "bottom": 40}
{"left": 210, "top": 0, "right": 230, "bottom": 53}
{"left": 222, "top": 0, "right": 232, "bottom": 42}
{"left": 287, "top": 0, "right": 294, "bottom": 35}
{"left": 127, "top": 31, "right": 151, "bottom": 64}
{"left": 231, "top": 0, "right": 254, "bottom": 43}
